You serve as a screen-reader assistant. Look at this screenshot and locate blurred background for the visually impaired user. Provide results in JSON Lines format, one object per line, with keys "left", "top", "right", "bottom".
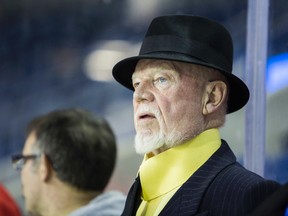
{"left": 0, "top": 0, "right": 288, "bottom": 215}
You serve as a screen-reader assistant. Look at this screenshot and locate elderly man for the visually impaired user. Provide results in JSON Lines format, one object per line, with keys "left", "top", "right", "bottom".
{"left": 12, "top": 108, "right": 126, "bottom": 216}
{"left": 112, "top": 15, "right": 281, "bottom": 216}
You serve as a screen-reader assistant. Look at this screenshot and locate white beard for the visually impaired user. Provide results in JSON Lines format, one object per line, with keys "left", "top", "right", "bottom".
{"left": 134, "top": 107, "right": 188, "bottom": 155}
{"left": 134, "top": 128, "right": 165, "bottom": 154}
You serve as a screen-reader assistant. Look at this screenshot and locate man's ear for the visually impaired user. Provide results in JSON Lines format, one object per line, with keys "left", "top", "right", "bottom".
{"left": 202, "top": 81, "right": 227, "bottom": 115}
{"left": 39, "top": 154, "right": 53, "bottom": 182}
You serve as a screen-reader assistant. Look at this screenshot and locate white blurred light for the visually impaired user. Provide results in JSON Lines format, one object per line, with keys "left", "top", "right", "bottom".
{"left": 126, "top": 0, "right": 159, "bottom": 23}
{"left": 84, "top": 40, "right": 140, "bottom": 82}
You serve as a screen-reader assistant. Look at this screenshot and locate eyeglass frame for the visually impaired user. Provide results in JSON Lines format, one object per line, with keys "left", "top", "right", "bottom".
{"left": 11, "top": 154, "right": 41, "bottom": 171}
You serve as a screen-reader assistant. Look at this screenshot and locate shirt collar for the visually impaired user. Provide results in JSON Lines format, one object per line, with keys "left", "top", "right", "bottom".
{"left": 139, "top": 128, "right": 221, "bottom": 201}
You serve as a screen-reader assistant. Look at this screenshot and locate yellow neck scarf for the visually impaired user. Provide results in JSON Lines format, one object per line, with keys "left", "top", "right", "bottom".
{"left": 137, "top": 129, "right": 221, "bottom": 216}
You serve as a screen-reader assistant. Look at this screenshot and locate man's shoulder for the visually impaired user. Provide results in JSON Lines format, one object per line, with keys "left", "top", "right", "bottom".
{"left": 200, "top": 160, "right": 281, "bottom": 215}
{"left": 209, "top": 152, "right": 281, "bottom": 194}
{"left": 247, "top": 182, "right": 288, "bottom": 216}
{"left": 217, "top": 140, "right": 279, "bottom": 186}
{"left": 69, "top": 191, "right": 126, "bottom": 216}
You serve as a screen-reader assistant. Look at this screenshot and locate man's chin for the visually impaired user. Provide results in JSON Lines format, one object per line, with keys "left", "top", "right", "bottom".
{"left": 134, "top": 143, "right": 148, "bottom": 155}
{"left": 134, "top": 140, "right": 165, "bottom": 155}
{"left": 134, "top": 131, "right": 166, "bottom": 154}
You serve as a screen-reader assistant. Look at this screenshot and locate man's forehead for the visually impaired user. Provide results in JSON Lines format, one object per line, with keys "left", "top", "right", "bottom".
{"left": 132, "top": 59, "right": 190, "bottom": 77}
{"left": 136, "top": 59, "right": 191, "bottom": 68}
{"left": 23, "top": 132, "right": 37, "bottom": 153}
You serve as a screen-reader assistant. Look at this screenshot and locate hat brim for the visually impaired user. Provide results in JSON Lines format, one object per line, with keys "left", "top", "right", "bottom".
{"left": 112, "top": 53, "right": 249, "bottom": 114}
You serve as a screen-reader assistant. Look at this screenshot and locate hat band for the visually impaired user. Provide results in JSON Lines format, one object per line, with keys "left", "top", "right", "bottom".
{"left": 140, "top": 35, "right": 231, "bottom": 72}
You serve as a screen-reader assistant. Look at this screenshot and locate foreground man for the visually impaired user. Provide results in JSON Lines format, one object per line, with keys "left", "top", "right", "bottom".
{"left": 12, "top": 108, "right": 125, "bottom": 216}
{"left": 112, "top": 15, "right": 281, "bottom": 216}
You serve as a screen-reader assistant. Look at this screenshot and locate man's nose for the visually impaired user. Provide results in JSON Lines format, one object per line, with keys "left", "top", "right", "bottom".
{"left": 133, "top": 82, "right": 154, "bottom": 103}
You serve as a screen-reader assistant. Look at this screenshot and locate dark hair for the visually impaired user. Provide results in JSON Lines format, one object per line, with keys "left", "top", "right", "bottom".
{"left": 26, "top": 108, "right": 116, "bottom": 192}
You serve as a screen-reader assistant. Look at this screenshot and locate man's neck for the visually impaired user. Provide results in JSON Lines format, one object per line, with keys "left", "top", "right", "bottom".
{"left": 40, "top": 182, "right": 100, "bottom": 216}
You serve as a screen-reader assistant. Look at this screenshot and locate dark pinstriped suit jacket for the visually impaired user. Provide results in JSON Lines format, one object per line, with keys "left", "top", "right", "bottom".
{"left": 121, "top": 140, "right": 280, "bottom": 216}
{"left": 247, "top": 182, "right": 288, "bottom": 216}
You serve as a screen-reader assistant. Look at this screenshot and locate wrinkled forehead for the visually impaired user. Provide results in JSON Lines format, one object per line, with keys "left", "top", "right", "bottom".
{"left": 132, "top": 59, "right": 194, "bottom": 78}
{"left": 133, "top": 59, "right": 216, "bottom": 84}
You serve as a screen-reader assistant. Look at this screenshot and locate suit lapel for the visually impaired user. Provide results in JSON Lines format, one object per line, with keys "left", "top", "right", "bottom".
{"left": 159, "top": 141, "right": 236, "bottom": 216}
{"left": 121, "top": 176, "right": 142, "bottom": 216}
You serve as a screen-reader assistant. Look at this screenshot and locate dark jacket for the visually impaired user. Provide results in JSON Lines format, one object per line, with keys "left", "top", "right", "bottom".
{"left": 121, "top": 141, "right": 280, "bottom": 216}
{"left": 247, "top": 182, "right": 288, "bottom": 216}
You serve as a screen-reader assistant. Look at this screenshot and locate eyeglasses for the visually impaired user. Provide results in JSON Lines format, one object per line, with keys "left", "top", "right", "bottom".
{"left": 11, "top": 154, "right": 41, "bottom": 171}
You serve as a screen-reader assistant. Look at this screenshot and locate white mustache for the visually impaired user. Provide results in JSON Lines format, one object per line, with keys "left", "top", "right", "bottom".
{"left": 135, "top": 106, "right": 161, "bottom": 120}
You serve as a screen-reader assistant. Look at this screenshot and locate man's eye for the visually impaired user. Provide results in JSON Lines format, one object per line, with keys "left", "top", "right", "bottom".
{"left": 156, "top": 77, "right": 167, "bottom": 84}
{"left": 133, "top": 82, "right": 140, "bottom": 88}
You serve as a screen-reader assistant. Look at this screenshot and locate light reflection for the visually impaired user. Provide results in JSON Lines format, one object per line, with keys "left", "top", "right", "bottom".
{"left": 84, "top": 40, "right": 139, "bottom": 82}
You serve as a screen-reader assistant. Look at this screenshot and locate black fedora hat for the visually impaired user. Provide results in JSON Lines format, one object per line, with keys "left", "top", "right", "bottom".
{"left": 112, "top": 15, "right": 249, "bottom": 113}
